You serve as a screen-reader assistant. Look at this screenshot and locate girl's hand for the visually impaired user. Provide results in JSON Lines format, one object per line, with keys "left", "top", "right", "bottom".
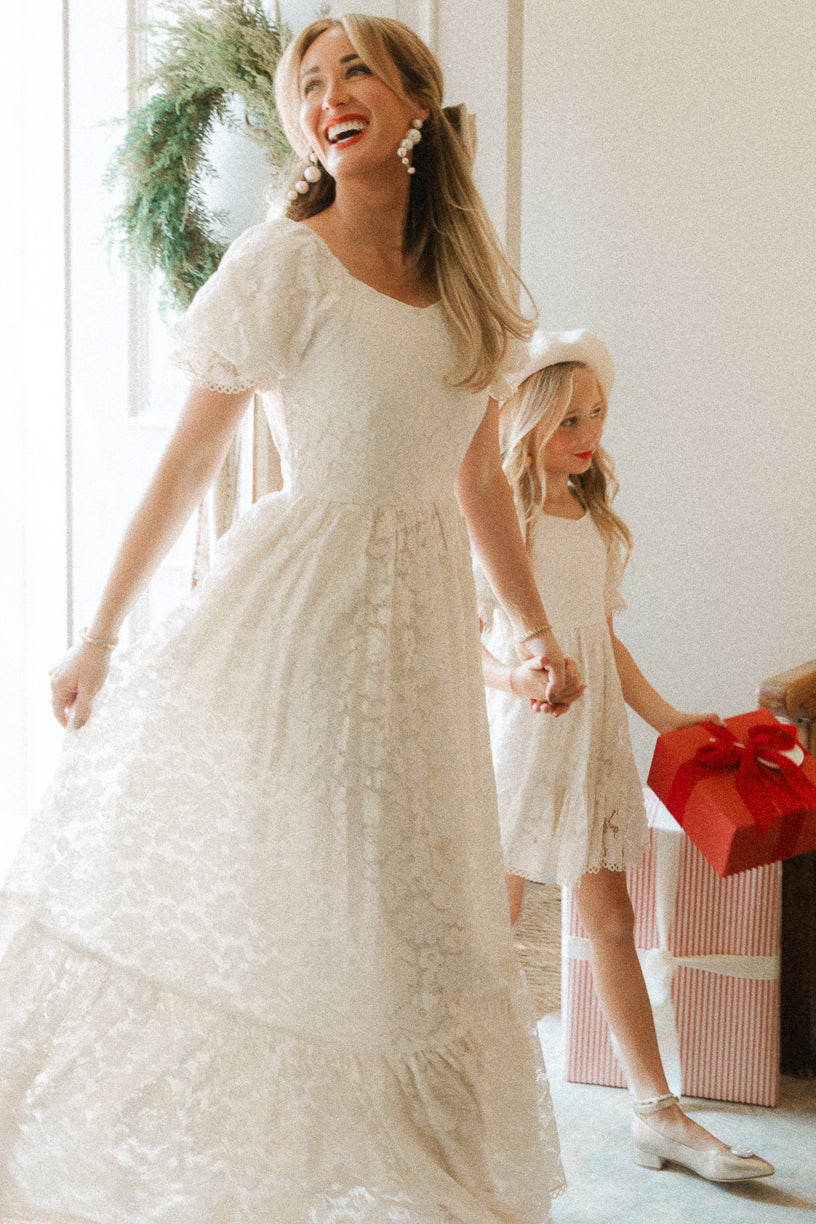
{"left": 49, "top": 642, "right": 112, "bottom": 730}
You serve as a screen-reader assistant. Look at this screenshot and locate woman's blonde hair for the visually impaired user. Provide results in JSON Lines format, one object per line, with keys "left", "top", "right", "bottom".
{"left": 273, "top": 13, "right": 533, "bottom": 391}
{"left": 500, "top": 362, "right": 633, "bottom": 569}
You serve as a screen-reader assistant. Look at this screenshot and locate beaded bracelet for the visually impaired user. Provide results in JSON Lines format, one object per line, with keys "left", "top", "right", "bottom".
{"left": 80, "top": 627, "right": 119, "bottom": 651}
{"left": 514, "top": 622, "right": 552, "bottom": 644}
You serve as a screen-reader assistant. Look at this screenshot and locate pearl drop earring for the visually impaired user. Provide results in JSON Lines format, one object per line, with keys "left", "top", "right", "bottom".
{"left": 286, "top": 152, "right": 322, "bottom": 202}
{"left": 397, "top": 119, "right": 423, "bottom": 175}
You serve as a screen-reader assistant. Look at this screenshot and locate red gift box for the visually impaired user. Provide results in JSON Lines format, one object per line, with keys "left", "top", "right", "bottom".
{"left": 646, "top": 709, "right": 816, "bottom": 876}
{"left": 561, "top": 790, "right": 781, "bottom": 1105}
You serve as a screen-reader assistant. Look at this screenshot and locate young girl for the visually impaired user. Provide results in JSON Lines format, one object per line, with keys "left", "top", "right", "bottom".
{"left": 480, "top": 329, "right": 774, "bottom": 1183}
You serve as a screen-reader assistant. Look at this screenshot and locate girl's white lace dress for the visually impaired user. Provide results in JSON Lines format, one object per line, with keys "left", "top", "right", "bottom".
{"left": 0, "top": 218, "right": 564, "bottom": 1223}
{"left": 481, "top": 510, "right": 649, "bottom": 887}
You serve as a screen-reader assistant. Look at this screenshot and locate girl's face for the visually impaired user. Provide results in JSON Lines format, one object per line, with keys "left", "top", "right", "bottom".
{"left": 535, "top": 367, "right": 606, "bottom": 478}
{"left": 298, "top": 27, "right": 427, "bottom": 182}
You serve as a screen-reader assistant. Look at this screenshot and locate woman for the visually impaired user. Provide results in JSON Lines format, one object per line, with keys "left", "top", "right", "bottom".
{"left": 0, "top": 15, "right": 573, "bottom": 1222}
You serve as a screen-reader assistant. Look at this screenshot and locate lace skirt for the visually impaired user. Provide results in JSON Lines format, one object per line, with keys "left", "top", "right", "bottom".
{"left": 0, "top": 491, "right": 564, "bottom": 1222}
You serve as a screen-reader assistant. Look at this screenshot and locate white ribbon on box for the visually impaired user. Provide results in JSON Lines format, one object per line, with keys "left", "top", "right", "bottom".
{"left": 565, "top": 793, "right": 779, "bottom": 1096}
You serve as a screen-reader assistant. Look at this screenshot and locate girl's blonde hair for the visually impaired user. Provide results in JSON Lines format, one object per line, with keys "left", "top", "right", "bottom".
{"left": 500, "top": 362, "right": 633, "bottom": 569}
{"left": 273, "top": 13, "right": 534, "bottom": 391}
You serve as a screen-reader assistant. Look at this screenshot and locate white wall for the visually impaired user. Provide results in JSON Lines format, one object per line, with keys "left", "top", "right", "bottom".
{"left": 521, "top": 0, "right": 816, "bottom": 773}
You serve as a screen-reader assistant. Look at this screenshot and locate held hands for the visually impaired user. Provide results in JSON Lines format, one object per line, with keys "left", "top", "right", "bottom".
{"left": 49, "top": 640, "right": 112, "bottom": 730}
{"left": 510, "top": 655, "right": 585, "bottom": 716}
{"left": 514, "top": 629, "right": 585, "bottom": 716}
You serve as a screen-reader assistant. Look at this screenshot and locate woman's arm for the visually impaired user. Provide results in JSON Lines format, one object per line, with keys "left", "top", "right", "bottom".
{"left": 608, "top": 616, "right": 720, "bottom": 733}
{"left": 50, "top": 383, "right": 254, "bottom": 727}
{"left": 456, "top": 397, "right": 573, "bottom": 702}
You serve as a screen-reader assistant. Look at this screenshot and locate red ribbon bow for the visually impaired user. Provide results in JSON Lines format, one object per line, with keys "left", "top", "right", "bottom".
{"left": 668, "top": 721, "right": 816, "bottom": 837}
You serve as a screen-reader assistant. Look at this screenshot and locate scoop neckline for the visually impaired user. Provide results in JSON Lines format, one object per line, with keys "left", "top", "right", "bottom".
{"left": 538, "top": 507, "right": 588, "bottom": 522}
{"left": 296, "top": 220, "right": 442, "bottom": 312}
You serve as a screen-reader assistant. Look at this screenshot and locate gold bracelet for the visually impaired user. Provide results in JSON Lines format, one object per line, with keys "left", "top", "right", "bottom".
{"left": 514, "top": 622, "right": 552, "bottom": 644}
{"left": 80, "top": 626, "right": 119, "bottom": 651}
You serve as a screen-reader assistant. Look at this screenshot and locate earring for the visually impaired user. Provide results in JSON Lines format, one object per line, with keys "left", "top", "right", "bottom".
{"left": 287, "top": 152, "right": 322, "bottom": 202}
{"left": 397, "top": 119, "right": 423, "bottom": 175}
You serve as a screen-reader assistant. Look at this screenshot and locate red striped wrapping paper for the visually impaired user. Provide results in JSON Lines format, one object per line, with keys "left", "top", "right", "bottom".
{"left": 561, "top": 789, "right": 781, "bottom": 1106}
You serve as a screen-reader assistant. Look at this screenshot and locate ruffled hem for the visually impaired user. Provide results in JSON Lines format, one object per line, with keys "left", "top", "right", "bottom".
{"left": 504, "top": 840, "right": 650, "bottom": 890}
{"left": 0, "top": 909, "right": 564, "bottom": 1223}
{"left": 169, "top": 346, "right": 264, "bottom": 394}
{"left": 502, "top": 786, "right": 650, "bottom": 888}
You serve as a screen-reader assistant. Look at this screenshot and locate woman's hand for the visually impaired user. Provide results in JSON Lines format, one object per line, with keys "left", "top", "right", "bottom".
{"left": 516, "top": 629, "right": 584, "bottom": 713}
{"left": 516, "top": 627, "right": 565, "bottom": 692}
{"left": 509, "top": 656, "right": 554, "bottom": 704}
{"left": 49, "top": 642, "right": 112, "bottom": 729}
{"left": 520, "top": 653, "right": 585, "bottom": 716}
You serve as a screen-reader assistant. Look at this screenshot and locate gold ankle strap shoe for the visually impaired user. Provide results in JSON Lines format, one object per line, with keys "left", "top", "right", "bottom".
{"left": 631, "top": 1101, "right": 775, "bottom": 1182}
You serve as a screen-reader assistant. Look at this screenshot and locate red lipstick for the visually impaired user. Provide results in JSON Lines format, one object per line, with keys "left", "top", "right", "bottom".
{"left": 323, "top": 113, "right": 368, "bottom": 146}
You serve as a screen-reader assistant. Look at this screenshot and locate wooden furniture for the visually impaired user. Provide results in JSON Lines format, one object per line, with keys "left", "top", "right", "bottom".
{"left": 757, "top": 659, "right": 816, "bottom": 1076}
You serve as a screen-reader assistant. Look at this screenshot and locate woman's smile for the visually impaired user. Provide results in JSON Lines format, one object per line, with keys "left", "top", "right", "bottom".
{"left": 323, "top": 114, "right": 369, "bottom": 146}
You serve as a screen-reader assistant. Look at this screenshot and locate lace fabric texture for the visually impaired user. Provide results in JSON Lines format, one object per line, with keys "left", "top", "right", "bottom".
{"left": 0, "top": 218, "right": 564, "bottom": 1222}
{"left": 482, "top": 512, "right": 649, "bottom": 887}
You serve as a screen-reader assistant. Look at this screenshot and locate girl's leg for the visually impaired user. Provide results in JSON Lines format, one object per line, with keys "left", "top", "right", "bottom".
{"left": 506, "top": 872, "right": 527, "bottom": 927}
{"left": 573, "top": 868, "right": 734, "bottom": 1151}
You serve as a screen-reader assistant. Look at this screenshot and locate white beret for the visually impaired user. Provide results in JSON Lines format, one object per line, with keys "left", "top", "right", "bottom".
{"left": 510, "top": 328, "right": 615, "bottom": 396}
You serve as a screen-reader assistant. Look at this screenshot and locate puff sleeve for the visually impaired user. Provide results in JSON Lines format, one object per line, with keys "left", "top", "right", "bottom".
{"left": 487, "top": 335, "right": 530, "bottom": 403}
{"left": 603, "top": 542, "right": 629, "bottom": 618}
{"left": 169, "top": 218, "right": 335, "bottom": 393}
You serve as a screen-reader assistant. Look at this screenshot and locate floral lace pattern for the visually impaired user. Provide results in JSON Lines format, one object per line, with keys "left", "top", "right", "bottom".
{"left": 483, "top": 512, "right": 648, "bottom": 887}
{"left": 0, "top": 219, "right": 564, "bottom": 1222}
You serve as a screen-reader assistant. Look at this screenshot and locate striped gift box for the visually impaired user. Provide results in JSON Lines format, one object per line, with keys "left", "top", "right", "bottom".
{"left": 561, "top": 789, "right": 781, "bottom": 1105}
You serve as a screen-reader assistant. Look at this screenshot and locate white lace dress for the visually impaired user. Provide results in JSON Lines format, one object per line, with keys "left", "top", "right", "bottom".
{"left": 0, "top": 218, "right": 564, "bottom": 1223}
{"left": 481, "top": 509, "right": 648, "bottom": 887}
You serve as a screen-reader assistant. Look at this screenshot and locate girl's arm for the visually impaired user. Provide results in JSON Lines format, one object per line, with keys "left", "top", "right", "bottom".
{"left": 456, "top": 397, "right": 574, "bottom": 703}
{"left": 608, "top": 616, "right": 720, "bottom": 734}
{"left": 482, "top": 643, "right": 545, "bottom": 699}
{"left": 50, "top": 383, "right": 254, "bottom": 728}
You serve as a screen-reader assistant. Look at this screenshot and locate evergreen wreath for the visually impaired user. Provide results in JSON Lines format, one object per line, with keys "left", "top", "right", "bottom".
{"left": 107, "top": 0, "right": 291, "bottom": 310}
